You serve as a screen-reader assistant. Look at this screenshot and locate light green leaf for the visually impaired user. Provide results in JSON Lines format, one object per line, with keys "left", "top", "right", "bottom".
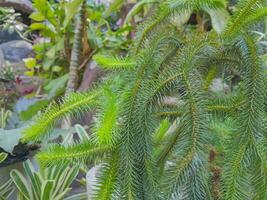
{"left": 0, "top": 179, "right": 14, "bottom": 199}
{"left": 23, "top": 58, "right": 36, "bottom": 69}
{"left": 94, "top": 87, "right": 118, "bottom": 145}
{"left": 10, "top": 170, "right": 32, "bottom": 200}
{"left": 23, "top": 161, "right": 40, "bottom": 199}
{"left": 75, "top": 124, "right": 90, "bottom": 141}
{"left": 93, "top": 54, "right": 136, "bottom": 70}
{"left": 52, "top": 66, "right": 63, "bottom": 72}
{"left": 206, "top": 9, "right": 229, "bottom": 33}
{"left": 60, "top": 167, "right": 79, "bottom": 193}
{"left": 44, "top": 74, "right": 69, "bottom": 97}
{"left": 63, "top": 0, "right": 84, "bottom": 28}
{"left": 29, "top": 12, "right": 45, "bottom": 21}
{"left": 30, "top": 23, "right": 56, "bottom": 38}
{"left": 171, "top": 10, "right": 192, "bottom": 26}
{"left": 104, "top": 0, "right": 124, "bottom": 17}
{"left": 53, "top": 188, "right": 71, "bottom": 200}
{"left": 46, "top": 38, "right": 65, "bottom": 58}
{"left": 18, "top": 98, "right": 50, "bottom": 121}
{"left": 0, "top": 152, "right": 7, "bottom": 163}
{"left": 41, "top": 180, "right": 55, "bottom": 200}
{"left": 32, "top": 0, "right": 57, "bottom": 27}
{"left": 30, "top": 22, "right": 47, "bottom": 31}
{"left": 24, "top": 70, "right": 34, "bottom": 76}
{"left": 0, "top": 128, "right": 22, "bottom": 153}
{"left": 153, "top": 119, "right": 171, "bottom": 144}
{"left": 124, "top": 0, "right": 158, "bottom": 26}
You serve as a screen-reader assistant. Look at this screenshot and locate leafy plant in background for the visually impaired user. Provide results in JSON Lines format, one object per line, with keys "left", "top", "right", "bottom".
{"left": 22, "top": 0, "right": 267, "bottom": 200}
{"left": 29, "top": 0, "right": 131, "bottom": 77}
{"left": 10, "top": 160, "right": 87, "bottom": 200}
{"left": 28, "top": 0, "right": 86, "bottom": 75}
{"left": 0, "top": 67, "right": 17, "bottom": 110}
{"left": 87, "top": 2, "right": 132, "bottom": 53}
{"left": 18, "top": 0, "right": 132, "bottom": 121}
{"left": 0, "top": 7, "right": 27, "bottom": 40}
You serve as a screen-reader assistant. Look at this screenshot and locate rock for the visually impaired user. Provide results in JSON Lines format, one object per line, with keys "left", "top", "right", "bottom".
{"left": 0, "top": 40, "right": 33, "bottom": 72}
{"left": 0, "top": 30, "right": 21, "bottom": 44}
{"left": 0, "top": 40, "right": 32, "bottom": 62}
{"left": 0, "top": 0, "right": 33, "bottom": 14}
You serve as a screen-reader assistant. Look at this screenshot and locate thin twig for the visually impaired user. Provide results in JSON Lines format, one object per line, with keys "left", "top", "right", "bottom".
{"left": 78, "top": 50, "right": 96, "bottom": 70}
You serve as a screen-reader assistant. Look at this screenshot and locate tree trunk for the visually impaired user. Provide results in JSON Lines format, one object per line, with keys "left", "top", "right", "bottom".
{"left": 65, "top": 0, "right": 87, "bottom": 95}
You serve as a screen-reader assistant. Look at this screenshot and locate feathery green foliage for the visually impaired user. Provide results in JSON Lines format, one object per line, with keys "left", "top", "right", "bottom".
{"left": 22, "top": 90, "right": 99, "bottom": 142}
{"left": 93, "top": 54, "right": 136, "bottom": 70}
{"left": 223, "top": 0, "right": 265, "bottom": 39}
{"left": 23, "top": 0, "right": 267, "bottom": 199}
{"left": 36, "top": 141, "right": 111, "bottom": 166}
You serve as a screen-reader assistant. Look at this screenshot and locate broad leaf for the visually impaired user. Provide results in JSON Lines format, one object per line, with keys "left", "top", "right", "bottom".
{"left": 63, "top": 0, "right": 84, "bottom": 28}
{"left": 44, "top": 74, "right": 69, "bottom": 97}
{"left": 0, "top": 153, "right": 7, "bottom": 163}
{"left": 41, "top": 180, "right": 55, "bottom": 200}
{"left": 10, "top": 170, "right": 32, "bottom": 200}
{"left": 207, "top": 9, "right": 229, "bottom": 33}
{"left": 0, "top": 128, "right": 22, "bottom": 153}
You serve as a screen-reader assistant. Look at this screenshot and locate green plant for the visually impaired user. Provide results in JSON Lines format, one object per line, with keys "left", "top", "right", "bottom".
{"left": 10, "top": 160, "right": 85, "bottom": 200}
{"left": 0, "top": 153, "right": 14, "bottom": 200}
{"left": 29, "top": 0, "right": 86, "bottom": 74}
{"left": 0, "top": 7, "right": 27, "bottom": 39}
{"left": 0, "top": 179, "right": 14, "bottom": 200}
{"left": 0, "top": 152, "right": 7, "bottom": 163}
{"left": 0, "top": 108, "right": 12, "bottom": 128}
{"left": 22, "top": 0, "right": 267, "bottom": 199}
{"left": 29, "top": 0, "right": 131, "bottom": 77}
{"left": 0, "top": 67, "right": 16, "bottom": 109}
{"left": 19, "top": 0, "right": 132, "bottom": 122}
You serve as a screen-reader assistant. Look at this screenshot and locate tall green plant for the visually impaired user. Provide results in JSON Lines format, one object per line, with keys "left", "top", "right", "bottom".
{"left": 22, "top": 0, "right": 267, "bottom": 199}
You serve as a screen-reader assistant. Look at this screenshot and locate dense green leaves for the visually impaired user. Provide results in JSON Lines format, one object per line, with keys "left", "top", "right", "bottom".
{"left": 63, "top": 0, "right": 85, "bottom": 28}
{"left": 36, "top": 141, "right": 111, "bottom": 166}
{"left": 223, "top": 0, "right": 265, "bottom": 40}
{"left": 21, "top": 0, "right": 267, "bottom": 199}
{"left": 22, "top": 90, "right": 99, "bottom": 142}
{"left": 93, "top": 54, "right": 136, "bottom": 70}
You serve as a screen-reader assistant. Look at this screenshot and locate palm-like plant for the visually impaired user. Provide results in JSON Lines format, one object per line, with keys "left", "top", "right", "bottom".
{"left": 22, "top": 0, "right": 267, "bottom": 199}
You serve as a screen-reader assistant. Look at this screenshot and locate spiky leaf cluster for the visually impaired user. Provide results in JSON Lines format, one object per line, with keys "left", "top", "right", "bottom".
{"left": 22, "top": 0, "right": 267, "bottom": 199}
